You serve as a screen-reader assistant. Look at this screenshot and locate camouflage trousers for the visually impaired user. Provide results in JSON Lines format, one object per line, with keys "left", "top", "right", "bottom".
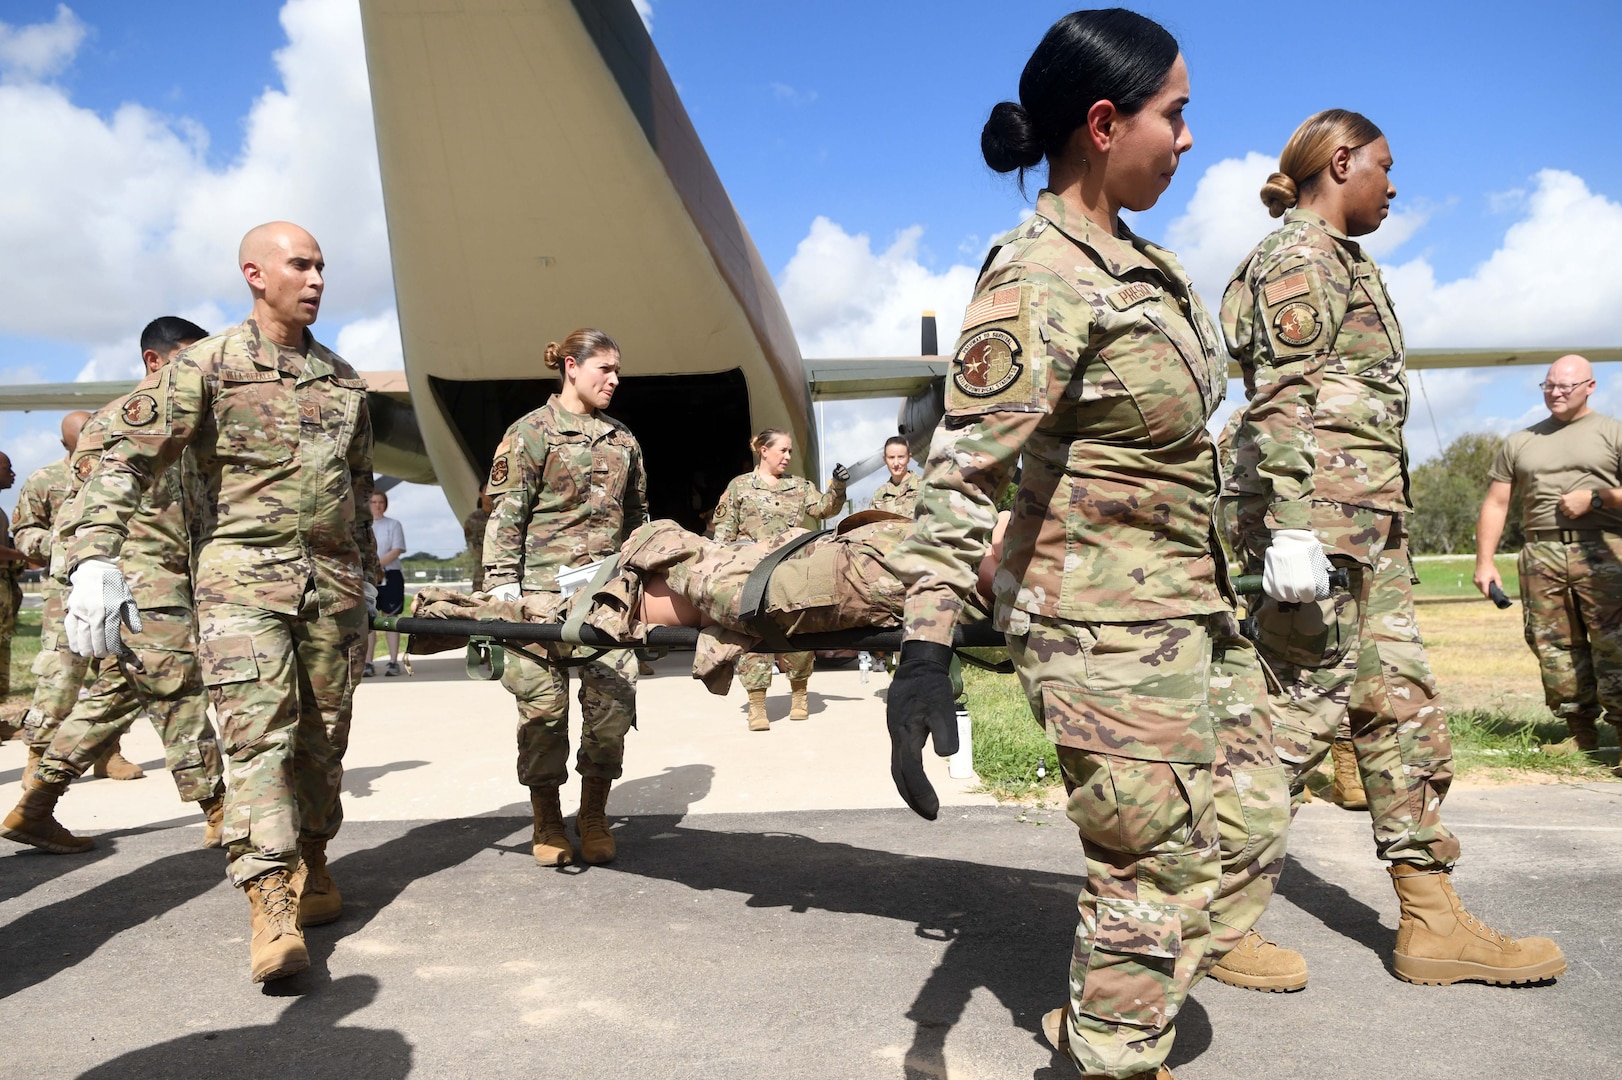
{"left": 1518, "top": 537, "right": 1622, "bottom": 731}
{"left": 0, "top": 577, "right": 20, "bottom": 700}
{"left": 502, "top": 645, "right": 637, "bottom": 787}
{"left": 198, "top": 592, "right": 367, "bottom": 886}
{"left": 1245, "top": 529, "right": 1460, "bottom": 869}
{"left": 24, "top": 647, "right": 89, "bottom": 752}
{"left": 35, "top": 609, "right": 223, "bottom": 803}
{"left": 736, "top": 650, "right": 813, "bottom": 692}
{"left": 1009, "top": 613, "right": 1288, "bottom": 1080}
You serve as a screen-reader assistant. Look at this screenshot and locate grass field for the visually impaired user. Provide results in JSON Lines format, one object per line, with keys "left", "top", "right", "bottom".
{"left": 964, "top": 552, "right": 1618, "bottom": 801}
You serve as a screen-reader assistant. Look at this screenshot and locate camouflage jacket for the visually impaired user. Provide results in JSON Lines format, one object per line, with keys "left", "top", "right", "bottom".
{"left": 482, "top": 394, "right": 647, "bottom": 597}
{"left": 887, "top": 190, "right": 1234, "bottom": 644}
{"left": 709, "top": 471, "right": 846, "bottom": 543}
{"left": 869, "top": 471, "right": 920, "bottom": 517}
{"left": 1221, "top": 208, "right": 1411, "bottom": 539}
{"left": 0, "top": 506, "right": 14, "bottom": 586}
{"left": 62, "top": 319, "right": 381, "bottom": 616}
{"left": 66, "top": 396, "right": 198, "bottom": 612}
{"left": 12, "top": 458, "right": 72, "bottom": 566}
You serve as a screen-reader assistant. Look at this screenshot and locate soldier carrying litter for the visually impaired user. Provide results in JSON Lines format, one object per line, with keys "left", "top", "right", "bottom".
{"left": 711, "top": 429, "right": 848, "bottom": 731}
{"left": 1218, "top": 108, "right": 1565, "bottom": 991}
{"left": 1475, "top": 354, "right": 1622, "bottom": 762}
{"left": 1, "top": 318, "right": 228, "bottom": 855}
{"left": 57, "top": 222, "right": 381, "bottom": 984}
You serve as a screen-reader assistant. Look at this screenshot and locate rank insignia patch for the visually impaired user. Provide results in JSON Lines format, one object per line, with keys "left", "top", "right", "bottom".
{"left": 1273, "top": 302, "right": 1321, "bottom": 347}
{"left": 952, "top": 329, "right": 1024, "bottom": 398}
{"left": 121, "top": 393, "right": 159, "bottom": 427}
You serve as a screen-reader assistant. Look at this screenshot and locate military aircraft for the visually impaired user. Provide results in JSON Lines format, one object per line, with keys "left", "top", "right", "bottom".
{"left": 2, "top": 0, "right": 1614, "bottom": 533}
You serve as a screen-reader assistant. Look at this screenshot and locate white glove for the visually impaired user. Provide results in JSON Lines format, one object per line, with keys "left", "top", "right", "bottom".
{"left": 364, "top": 582, "right": 379, "bottom": 619}
{"left": 1263, "top": 529, "right": 1332, "bottom": 604}
{"left": 490, "top": 582, "right": 522, "bottom": 602}
{"left": 65, "top": 557, "right": 143, "bottom": 658}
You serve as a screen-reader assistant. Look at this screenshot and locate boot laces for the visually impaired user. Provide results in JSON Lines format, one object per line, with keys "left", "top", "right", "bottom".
{"left": 1445, "top": 879, "right": 1511, "bottom": 945}
{"left": 258, "top": 875, "right": 299, "bottom": 931}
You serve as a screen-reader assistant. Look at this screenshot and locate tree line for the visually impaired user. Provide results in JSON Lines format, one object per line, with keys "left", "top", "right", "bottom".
{"left": 1408, "top": 432, "right": 1524, "bottom": 555}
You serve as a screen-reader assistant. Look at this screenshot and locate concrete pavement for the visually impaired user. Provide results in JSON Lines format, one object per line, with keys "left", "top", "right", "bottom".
{"left": 1, "top": 654, "right": 1619, "bottom": 1078}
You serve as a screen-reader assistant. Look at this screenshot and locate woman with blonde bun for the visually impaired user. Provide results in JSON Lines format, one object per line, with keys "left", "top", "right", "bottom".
{"left": 1217, "top": 110, "right": 1566, "bottom": 991}
{"left": 710, "top": 428, "right": 848, "bottom": 730}
{"left": 482, "top": 327, "right": 647, "bottom": 867}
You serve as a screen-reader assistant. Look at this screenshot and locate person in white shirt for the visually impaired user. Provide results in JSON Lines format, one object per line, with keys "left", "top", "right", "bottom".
{"left": 367, "top": 490, "right": 407, "bottom": 676}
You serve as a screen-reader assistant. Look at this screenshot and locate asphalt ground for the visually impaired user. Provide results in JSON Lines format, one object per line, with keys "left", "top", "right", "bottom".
{"left": 1, "top": 657, "right": 1619, "bottom": 1079}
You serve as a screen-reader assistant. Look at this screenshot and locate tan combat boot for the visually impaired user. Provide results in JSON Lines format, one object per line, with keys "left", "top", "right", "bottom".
{"left": 747, "top": 688, "right": 769, "bottom": 731}
{"left": 575, "top": 775, "right": 616, "bottom": 864}
{"left": 1389, "top": 864, "right": 1566, "bottom": 985}
{"left": 198, "top": 792, "right": 225, "bottom": 848}
{"left": 245, "top": 868, "right": 309, "bottom": 983}
{"left": 1329, "top": 741, "right": 1367, "bottom": 810}
{"left": 21, "top": 744, "right": 40, "bottom": 791}
{"left": 1209, "top": 929, "right": 1308, "bottom": 992}
{"left": 0, "top": 778, "right": 95, "bottom": 853}
{"left": 1041, "top": 1008, "right": 1174, "bottom": 1078}
{"left": 529, "top": 785, "right": 574, "bottom": 866}
{"left": 288, "top": 840, "right": 342, "bottom": 926}
{"left": 1541, "top": 716, "right": 1599, "bottom": 757}
{"left": 789, "top": 679, "right": 810, "bottom": 721}
{"left": 93, "top": 737, "right": 145, "bottom": 781}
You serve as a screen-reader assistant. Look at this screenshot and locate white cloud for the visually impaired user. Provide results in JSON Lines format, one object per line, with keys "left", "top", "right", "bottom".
{"left": 632, "top": 0, "right": 653, "bottom": 29}
{"left": 383, "top": 480, "right": 464, "bottom": 558}
{"left": 1383, "top": 170, "right": 1622, "bottom": 348}
{"left": 335, "top": 308, "right": 404, "bottom": 370}
{"left": 0, "top": 4, "right": 84, "bottom": 84}
{"left": 0, "top": 0, "right": 389, "bottom": 354}
{"left": 778, "top": 217, "right": 977, "bottom": 358}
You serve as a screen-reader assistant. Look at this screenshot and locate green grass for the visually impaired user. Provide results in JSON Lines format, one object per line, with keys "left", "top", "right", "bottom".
{"left": 1411, "top": 553, "right": 1518, "bottom": 601}
{"left": 960, "top": 664, "right": 1055, "bottom": 800}
{"left": 4, "top": 607, "right": 42, "bottom": 710}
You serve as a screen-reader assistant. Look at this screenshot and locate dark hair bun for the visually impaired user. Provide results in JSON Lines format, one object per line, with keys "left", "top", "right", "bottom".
{"left": 982, "top": 101, "right": 1044, "bottom": 173}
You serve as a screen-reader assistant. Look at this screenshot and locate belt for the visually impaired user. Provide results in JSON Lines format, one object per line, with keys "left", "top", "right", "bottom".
{"left": 1526, "top": 528, "right": 1621, "bottom": 543}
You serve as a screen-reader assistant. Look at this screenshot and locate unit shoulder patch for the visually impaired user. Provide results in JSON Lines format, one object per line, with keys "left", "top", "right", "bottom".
{"left": 74, "top": 455, "right": 96, "bottom": 482}
{"left": 952, "top": 328, "right": 1025, "bottom": 399}
{"left": 488, "top": 456, "right": 511, "bottom": 488}
{"left": 121, "top": 393, "right": 159, "bottom": 427}
{"left": 1273, "top": 301, "right": 1322, "bottom": 347}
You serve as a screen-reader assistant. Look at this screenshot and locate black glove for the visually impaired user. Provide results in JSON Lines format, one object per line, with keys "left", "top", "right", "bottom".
{"left": 886, "top": 640, "right": 960, "bottom": 820}
{"left": 831, "top": 463, "right": 851, "bottom": 484}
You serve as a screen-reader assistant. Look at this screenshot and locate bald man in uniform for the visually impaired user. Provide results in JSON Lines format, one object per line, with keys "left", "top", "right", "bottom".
{"left": 1476, "top": 355, "right": 1622, "bottom": 761}
{"left": 11, "top": 412, "right": 95, "bottom": 775}
{"left": 55, "top": 222, "right": 381, "bottom": 983}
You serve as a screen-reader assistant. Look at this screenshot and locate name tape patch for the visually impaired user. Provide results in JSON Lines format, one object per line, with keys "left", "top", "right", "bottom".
{"left": 1105, "top": 282, "right": 1158, "bottom": 311}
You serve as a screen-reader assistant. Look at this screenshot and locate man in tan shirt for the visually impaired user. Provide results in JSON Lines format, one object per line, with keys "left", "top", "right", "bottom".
{"left": 1475, "top": 354, "right": 1622, "bottom": 759}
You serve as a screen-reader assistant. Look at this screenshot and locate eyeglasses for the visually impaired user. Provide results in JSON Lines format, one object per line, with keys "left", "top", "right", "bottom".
{"left": 1540, "top": 380, "right": 1593, "bottom": 394}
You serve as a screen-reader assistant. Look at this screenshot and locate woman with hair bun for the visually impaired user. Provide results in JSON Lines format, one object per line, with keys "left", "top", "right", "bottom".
{"left": 483, "top": 327, "right": 647, "bottom": 867}
{"left": 1219, "top": 111, "right": 1565, "bottom": 990}
{"left": 884, "top": 10, "right": 1286, "bottom": 1077}
{"left": 710, "top": 429, "right": 848, "bottom": 731}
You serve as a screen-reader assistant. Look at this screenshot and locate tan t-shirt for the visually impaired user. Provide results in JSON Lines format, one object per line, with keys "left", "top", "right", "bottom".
{"left": 1489, "top": 411, "right": 1622, "bottom": 532}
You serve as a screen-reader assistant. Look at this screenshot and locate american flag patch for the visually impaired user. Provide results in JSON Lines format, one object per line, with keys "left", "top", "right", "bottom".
{"left": 960, "top": 286, "right": 1021, "bottom": 331}
{"left": 1264, "top": 272, "right": 1310, "bottom": 306}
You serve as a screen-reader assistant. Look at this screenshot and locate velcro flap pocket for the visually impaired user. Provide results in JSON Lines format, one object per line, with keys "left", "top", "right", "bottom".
{"left": 765, "top": 551, "right": 837, "bottom": 613}
{"left": 1094, "top": 897, "right": 1182, "bottom": 959}
{"left": 198, "top": 634, "right": 259, "bottom": 687}
{"left": 1041, "top": 684, "right": 1214, "bottom": 763}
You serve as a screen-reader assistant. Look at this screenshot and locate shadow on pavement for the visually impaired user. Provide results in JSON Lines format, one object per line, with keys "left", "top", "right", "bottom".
{"left": 342, "top": 760, "right": 431, "bottom": 799}
{"left": 1274, "top": 852, "right": 1396, "bottom": 974}
{"left": 76, "top": 975, "right": 410, "bottom": 1079}
{"left": 603, "top": 765, "right": 1215, "bottom": 1079}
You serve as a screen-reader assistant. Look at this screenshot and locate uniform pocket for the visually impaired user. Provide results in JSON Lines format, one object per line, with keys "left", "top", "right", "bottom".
{"left": 1040, "top": 683, "right": 1215, "bottom": 763}
{"left": 197, "top": 634, "right": 259, "bottom": 686}
{"left": 1076, "top": 897, "right": 1183, "bottom": 1030}
{"left": 1253, "top": 590, "right": 1357, "bottom": 669}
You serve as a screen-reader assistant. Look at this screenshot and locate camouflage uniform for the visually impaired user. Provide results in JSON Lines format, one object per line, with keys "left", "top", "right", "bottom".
{"left": 0, "top": 504, "right": 21, "bottom": 703}
{"left": 869, "top": 470, "right": 920, "bottom": 517}
{"left": 1220, "top": 208, "right": 1459, "bottom": 869}
{"left": 885, "top": 192, "right": 1287, "bottom": 1080}
{"left": 462, "top": 505, "right": 490, "bottom": 593}
{"left": 33, "top": 401, "right": 224, "bottom": 803}
{"left": 484, "top": 395, "right": 646, "bottom": 787}
{"left": 1487, "top": 413, "right": 1622, "bottom": 737}
{"left": 12, "top": 460, "right": 87, "bottom": 748}
{"left": 62, "top": 319, "right": 379, "bottom": 885}
{"left": 710, "top": 469, "right": 847, "bottom": 692}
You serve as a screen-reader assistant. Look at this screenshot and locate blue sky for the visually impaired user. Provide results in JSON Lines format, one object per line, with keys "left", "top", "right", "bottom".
{"left": 1, "top": 1, "right": 1619, "bottom": 553}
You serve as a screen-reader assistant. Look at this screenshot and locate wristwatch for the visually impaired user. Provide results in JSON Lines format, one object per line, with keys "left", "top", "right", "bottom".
{"left": 1592, "top": 491, "right": 1605, "bottom": 511}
